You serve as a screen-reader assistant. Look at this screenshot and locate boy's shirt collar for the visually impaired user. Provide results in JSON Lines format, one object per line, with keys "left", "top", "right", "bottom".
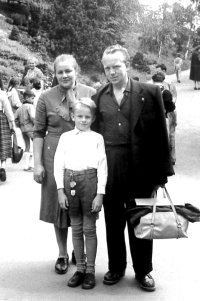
{"left": 74, "top": 127, "right": 91, "bottom": 134}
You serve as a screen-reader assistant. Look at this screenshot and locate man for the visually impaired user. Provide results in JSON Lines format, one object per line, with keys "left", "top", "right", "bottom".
{"left": 92, "top": 45, "right": 174, "bottom": 291}
{"left": 156, "top": 63, "right": 177, "bottom": 165}
{"left": 155, "top": 63, "right": 177, "bottom": 102}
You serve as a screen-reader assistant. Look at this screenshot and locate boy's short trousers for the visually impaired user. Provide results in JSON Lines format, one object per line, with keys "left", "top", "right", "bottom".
{"left": 64, "top": 168, "right": 97, "bottom": 216}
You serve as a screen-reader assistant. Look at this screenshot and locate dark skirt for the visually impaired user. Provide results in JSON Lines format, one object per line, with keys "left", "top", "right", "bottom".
{"left": 39, "top": 134, "right": 69, "bottom": 228}
{"left": 0, "top": 111, "right": 12, "bottom": 160}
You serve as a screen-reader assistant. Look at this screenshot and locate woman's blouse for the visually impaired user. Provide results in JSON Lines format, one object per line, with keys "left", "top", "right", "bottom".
{"left": 25, "top": 67, "right": 44, "bottom": 81}
{"left": 34, "top": 84, "right": 96, "bottom": 139}
{"left": 0, "top": 90, "right": 15, "bottom": 121}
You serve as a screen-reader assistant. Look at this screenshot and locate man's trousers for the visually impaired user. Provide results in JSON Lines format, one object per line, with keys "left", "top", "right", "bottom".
{"left": 104, "top": 146, "right": 153, "bottom": 277}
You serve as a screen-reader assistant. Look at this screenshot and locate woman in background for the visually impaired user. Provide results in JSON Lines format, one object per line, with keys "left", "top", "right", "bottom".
{"left": 0, "top": 90, "right": 16, "bottom": 182}
{"left": 7, "top": 78, "right": 22, "bottom": 114}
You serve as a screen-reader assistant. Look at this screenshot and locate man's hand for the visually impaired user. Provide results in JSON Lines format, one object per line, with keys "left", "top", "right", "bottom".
{"left": 58, "top": 189, "right": 69, "bottom": 210}
{"left": 91, "top": 194, "right": 103, "bottom": 213}
{"left": 34, "top": 164, "right": 45, "bottom": 184}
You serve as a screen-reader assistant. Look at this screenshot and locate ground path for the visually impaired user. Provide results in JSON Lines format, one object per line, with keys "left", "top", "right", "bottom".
{"left": 0, "top": 69, "right": 200, "bottom": 301}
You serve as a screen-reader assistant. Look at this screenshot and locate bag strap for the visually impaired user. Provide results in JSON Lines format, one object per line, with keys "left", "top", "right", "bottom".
{"left": 150, "top": 187, "right": 183, "bottom": 239}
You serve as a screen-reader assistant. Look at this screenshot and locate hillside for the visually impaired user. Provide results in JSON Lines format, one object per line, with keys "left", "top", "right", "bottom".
{"left": 0, "top": 10, "right": 191, "bottom": 88}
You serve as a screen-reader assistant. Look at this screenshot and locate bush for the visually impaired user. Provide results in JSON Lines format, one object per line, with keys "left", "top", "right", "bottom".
{"left": 5, "top": 17, "right": 13, "bottom": 25}
{"left": 9, "top": 25, "right": 21, "bottom": 42}
{"left": 11, "top": 13, "right": 23, "bottom": 26}
{"left": 131, "top": 52, "right": 151, "bottom": 74}
{"left": 18, "top": 25, "right": 28, "bottom": 32}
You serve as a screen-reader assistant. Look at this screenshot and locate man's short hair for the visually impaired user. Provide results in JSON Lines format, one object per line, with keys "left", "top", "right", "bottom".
{"left": 102, "top": 44, "right": 130, "bottom": 63}
{"left": 156, "top": 64, "right": 167, "bottom": 72}
{"left": 72, "top": 97, "right": 96, "bottom": 116}
{"left": 152, "top": 72, "right": 165, "bottom": 83}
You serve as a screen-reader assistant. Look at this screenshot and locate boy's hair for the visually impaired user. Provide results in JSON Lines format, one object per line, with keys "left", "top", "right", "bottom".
{"left": 23, "top": 88, "right": 35, "bottom": 99}
{"left": 54, "top": 54, "right": 80, "bottom": 74}
{"left": 102, "top": 44, "right": 130, "bottom": 63}
{"left": 72, "top": 98, "right": 96, "bottom": 116}
{"left": 152, "top": 72, "right": 165, "bottom": 83}
{"left": 156, "top": 63, "right": 167, "bottom": 72}
{"left": 30, "top": 77, "right": 41, "bottom": 90}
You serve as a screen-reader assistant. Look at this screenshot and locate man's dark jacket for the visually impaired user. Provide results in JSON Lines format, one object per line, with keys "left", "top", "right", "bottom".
{"left": 92, "top": 79, "right": 174, "bottom": 197}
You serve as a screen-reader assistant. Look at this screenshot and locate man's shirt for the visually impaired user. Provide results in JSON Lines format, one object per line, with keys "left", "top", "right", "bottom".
{"left": 98, "top": 80, "right": 131, "bottom": 147}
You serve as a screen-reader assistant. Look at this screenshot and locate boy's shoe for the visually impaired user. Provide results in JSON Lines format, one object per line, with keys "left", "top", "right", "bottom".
{"left": 68, "top": 271, "right": 85, "bottom": 287}
{"left": 1, "top": 168, "right": 6, "bottom": 182}
{"left": 82, "top": 273, "right": 96, "bottom": 289}
{"left": 55, "top": 257, "right": 69, "bottom": 274}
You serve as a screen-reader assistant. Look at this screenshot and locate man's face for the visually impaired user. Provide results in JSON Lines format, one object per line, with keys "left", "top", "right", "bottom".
{"left": 102, "top": 51, "right": 129, "bottom": 86}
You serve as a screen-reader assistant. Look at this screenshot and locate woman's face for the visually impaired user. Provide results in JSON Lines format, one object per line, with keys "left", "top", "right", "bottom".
{"left": 55, "top": 60, "right": 77, "bottom": 90}
{"left": 28, "top": 60, "right": 36, "bottom": 70}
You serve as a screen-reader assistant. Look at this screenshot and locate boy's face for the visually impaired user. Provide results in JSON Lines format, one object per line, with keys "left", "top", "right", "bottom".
{"left": 72, "top": 105, "right": 94, "bottom": 132}
{"left": 25, "top": 96, "right": 34, "bottom": 103}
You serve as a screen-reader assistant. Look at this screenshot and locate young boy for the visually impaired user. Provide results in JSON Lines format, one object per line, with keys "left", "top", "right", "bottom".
{"left": 15, "top": 88, "right": 35, "bottom": 171}
{"left": 54, "top": 98, "right": 107, "bottom": 290}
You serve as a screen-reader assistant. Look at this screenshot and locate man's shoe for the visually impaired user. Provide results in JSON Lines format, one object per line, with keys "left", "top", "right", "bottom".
{"left": 55, "top": 257, "right": 69, "bottom": 274}
{"left": 136, "top": 274, "right": 156, "bottom": 292}
{"left": 1, "top": 168, "right": 6, "bottom": 182}
{"left": 103, "top": 270, "right": 125, "bottom": 285}
{"left": 82, "top": 273, "right": 95, "bottom": 289}
{"left": 68, "top": 271, "right": 85, "bottom": 287}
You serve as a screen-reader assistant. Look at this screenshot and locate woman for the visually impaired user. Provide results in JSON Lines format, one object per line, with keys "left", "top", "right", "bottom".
{"left": 23, "top": 57, "right": 44, "bottom": 87}
{"left": 7, "top": 78, "right": 22, "bottom": 114}
{"left": 189, "top": 46, "right": 200, "bottom": 90}
{"left": 33, "top": 54, "right": 96, "bottom": 274}
{"left": 0, "top": 90, "right": 16, "bottom": 182}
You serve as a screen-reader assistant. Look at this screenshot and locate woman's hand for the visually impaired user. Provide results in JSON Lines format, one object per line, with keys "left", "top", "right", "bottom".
{"left": 58, "top": 189, "right": 69, "bottom": 210}
{"left": 91, "top": 194, "right": 103, "bottom": 213}
{"left": 34, "top": 164, "right": 45, "bottom": 184}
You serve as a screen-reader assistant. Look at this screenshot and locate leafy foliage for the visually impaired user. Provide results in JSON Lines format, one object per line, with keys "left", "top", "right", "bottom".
{"left": 9, "top": 25, "right": 21, "bottom": 41}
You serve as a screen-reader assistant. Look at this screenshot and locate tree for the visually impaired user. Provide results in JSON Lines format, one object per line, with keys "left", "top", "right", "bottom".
{"left": 9, "top": 25, "right": 20, "bottom": 41}
{"left": 40, "top": 0, "right": 140, "bottom": 69}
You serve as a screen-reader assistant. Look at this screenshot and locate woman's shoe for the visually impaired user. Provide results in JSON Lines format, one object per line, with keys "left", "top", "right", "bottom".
{"left": 82, "top": 273, "right": 96, "bottom": 289}
{"left": 1, "top": 168, "right": 6, "bottom": 182}
{"left": 194, "top": 87, "right": 197, "bottom": 90}
{"left": 68, "top": 271, "right": 85, "bottom": 287}
{"left": 55, "top": 257, "right": 69, "bottom": 274}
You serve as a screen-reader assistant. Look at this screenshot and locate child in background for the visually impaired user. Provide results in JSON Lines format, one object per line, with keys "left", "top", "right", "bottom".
{"left": 174, "top": 53, "right": 183, "bottom": 83}
{"left": 54, "top": 98, "right": 107, "bottom": 290}
{"left": 29, "top": 77, "right": 43, "bottom": 109}
{"left": 7, "top": 78, "right": 22, "bottom": 114}
{"left": 15, "top": 89, "right": 35, "bottom": 171}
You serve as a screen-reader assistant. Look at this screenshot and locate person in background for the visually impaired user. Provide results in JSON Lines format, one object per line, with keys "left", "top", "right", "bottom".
{"left": 54, "top": 98, "right": 107, "bottom": 289}
{"left": 189, "top": 46, "right": 200, "bottom": 90}
{"left": 30, "top": 77, "right": 43, "bottom": 109}
{"left": 0, "top": 90, "right": 16, "bottom": 182}
{"left": 174, "top": 53, "right": 183, "bottom": 83}
{"left": 23, "top": 57, "right": 44, "bottom": 87}
{"left": 33, "top": 54, "right": 96, "bottom": 275}
{"left": 155, "top": 64, "right": 177, "bottom": 165}
{"left": 0, "top": 72, "right": 4, "bottom": 90}
{"left": 7, "top": 78, "right": 22, "bottom": 114}
{"left": 15, "top": 89, "right": 35, "bottom": 171}
{"left": 152, "top": 72, "right": 177, "bottom": 166}
{"left": 92, "top": 44, "right": 174, "bottom": 291}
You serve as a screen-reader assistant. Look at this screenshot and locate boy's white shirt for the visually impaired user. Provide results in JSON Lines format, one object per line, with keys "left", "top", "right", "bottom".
{"left": 54, "top": 127, "right": 108, "bottom": 194}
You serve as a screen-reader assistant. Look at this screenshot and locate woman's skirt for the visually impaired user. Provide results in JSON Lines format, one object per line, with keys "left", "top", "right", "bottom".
{"left": 0, "top": 111, "right": 12, "bottom": 160}
{"left": 39, "top": 134, "right": 69, "bottom": 228}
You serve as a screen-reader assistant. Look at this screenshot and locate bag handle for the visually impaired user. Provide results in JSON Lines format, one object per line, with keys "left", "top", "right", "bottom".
{"left": 150, "top": 187, "right": 183, "bottom": 239}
